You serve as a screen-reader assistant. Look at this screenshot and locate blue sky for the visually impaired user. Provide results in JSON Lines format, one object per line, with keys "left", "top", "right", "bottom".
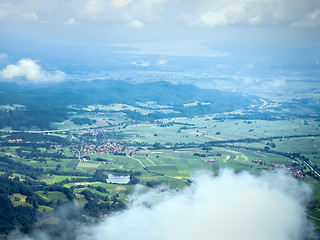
{"left": 0, "top": 0, "right": 319, "bottom": 83}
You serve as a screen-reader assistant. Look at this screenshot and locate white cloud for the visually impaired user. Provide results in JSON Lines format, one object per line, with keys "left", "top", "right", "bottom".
{"left": 199, "top": 11, "right": 228, "bottom": 27}
{"left": 157, "top": 59, "right": 167, "bottom": 65}
{"left": 126, "top": 19, "right": 145, "bottom": 28}
{"left": 130, "top": 60, "right": 151, "bottom": 67}
{"left": 78, "top": 0, "right": 167, "bottom": 24}
{"left": 292, "top": 9, "right": 320, "bottom": 27}
{"left": 112, "top": 0, "right": 133, "bottom": 8}
{"left": 0, "top": 58, "right": 66, "bottom": 83}
{"left": 183, "top": 0, "right": 320, "bottom": 28}
{"left": 20, "top": 11, "right": 38, "bottom": 21}
{"left": 0, "top": 2, "right": 39, "bottom": 21}
{"left": 74, "top": 169, "right": 316, "bottom": 240}
{"left": 64, "top": 17, "right": 78, "bottom": 25}
{"left": 195, "top": 1, "right": 246, "bottom": 27}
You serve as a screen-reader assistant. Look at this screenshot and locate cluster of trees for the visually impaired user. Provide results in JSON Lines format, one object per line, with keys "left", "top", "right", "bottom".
{"left": 0, "top": 108, "right": 67, "bottom": 130}
{"left": 15, "top": 148, "right": 64, "bottom": 160}
{"left": 122, "top": 110, "right": 178, "bottom": 122}
{"left": 0, "top": 195, "right": 36, "bottom": 234}
{"left": 204, "top": 134, "right": 320, "bottom": 147}
{"left": 71, "top": 117, "right": 96, "bottom": 125}
{"left": 228, "top": 112, "right": 286, "bottom": 121}
{"left": 81, "top": 190, "right": 126, "bottom": 217}
{"left": 0, "top": 156, "right": 44, "bottom": 180}
{"left": 193, "top": 152, "right": 221, "bottom": 157}
{"left": 92, "top": 169, "right": 108, "bottom": 183}
{"left": 0, "top": 176, "right": 38, "bottom": 234}
{"left": 2, "top": 132, "right": 70, "bottom": 146}
{"left": 151, "top": 142, "right": 166, "bottom": 150}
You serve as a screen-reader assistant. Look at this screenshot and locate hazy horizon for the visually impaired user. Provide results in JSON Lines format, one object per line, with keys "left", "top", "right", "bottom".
{"left": 0, "top": 0, "right": 319, "bottom": 89}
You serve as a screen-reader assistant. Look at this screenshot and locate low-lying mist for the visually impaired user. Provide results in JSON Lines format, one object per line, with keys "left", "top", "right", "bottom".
{"left": 13, "top": 169, "right": 319, "bottom": 240}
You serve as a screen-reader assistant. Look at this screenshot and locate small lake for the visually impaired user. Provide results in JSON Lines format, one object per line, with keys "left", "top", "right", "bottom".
{"left": 106, "top": 174, "right": 130, "bottom": 184}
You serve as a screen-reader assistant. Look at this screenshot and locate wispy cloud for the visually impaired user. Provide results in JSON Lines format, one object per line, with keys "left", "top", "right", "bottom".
{"left": 115, "top": 42, "right": 229, "bottom": 57}
{"left": 291, "top": 9, "right": 320, "bottom": 27}
{"left": 78, "top": 0, "right": 167, "bottom": 25}
{"left": 0, "top": 58, "right": 66, "bottom": 83}
{"left": 64, "top": 17, "right": 78, "bottom": 25}
{"left": 0, "top": 2, "right": 39, "bottom": 22}
{"left": 126, "top": 19, "right": 145, "bottom": 28}
{"left": 20, "top": 12, "right": 38, "bottom": 21}
{"left": 0, "top": 2, "right": 12, "bottom": 20}
{"left": 157, "top": 59, "right": 167, "bottom": 65}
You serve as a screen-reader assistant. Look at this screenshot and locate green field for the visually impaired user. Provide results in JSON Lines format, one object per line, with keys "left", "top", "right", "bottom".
{"left": 2, "top": 108, "right": 320, "bottom": 229}
{"left": 35, "top": 191, "right": 68, "bottom": 202}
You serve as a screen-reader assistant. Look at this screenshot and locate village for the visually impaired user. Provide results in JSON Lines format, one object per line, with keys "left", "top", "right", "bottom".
{"left": 1, "top": 123, "right": 310, "bottom": 184}
{"left": 252, "top": 159, "right": 304, "bottom": 179}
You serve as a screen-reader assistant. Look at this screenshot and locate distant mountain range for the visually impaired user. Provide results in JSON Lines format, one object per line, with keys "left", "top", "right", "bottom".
{"left": 0, "top": 80, "right": 259, "bottom": 130}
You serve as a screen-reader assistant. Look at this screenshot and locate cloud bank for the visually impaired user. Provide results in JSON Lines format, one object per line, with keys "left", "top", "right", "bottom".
{"left": 0, "top": 58, "right": 66, "bottom": 83}
{"left": 74, "top": 169, "right": 316, "bottom": 240}
{"left": 0, "top": 0, "right": 319, "bottom": 28}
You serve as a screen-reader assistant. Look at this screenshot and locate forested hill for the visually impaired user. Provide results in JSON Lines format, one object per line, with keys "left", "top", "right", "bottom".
{"left": 0, "top": 80, "right": 260, "bottom": 130}
{"left": 0, "top": 80, "right": 257, "bottom": 107}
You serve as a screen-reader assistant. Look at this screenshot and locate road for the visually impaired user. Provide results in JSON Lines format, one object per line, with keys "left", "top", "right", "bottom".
{"left": 128, "top": 155, "right": 146, "bottom": 169}
{"left": 297, "top": 158, "right": 320, "bottom": 178}
{"left": 259, "top": 98, "right": 267, "bottom": 109}
{"left": 127, "top": 155, "right": 189, "bottom": 185}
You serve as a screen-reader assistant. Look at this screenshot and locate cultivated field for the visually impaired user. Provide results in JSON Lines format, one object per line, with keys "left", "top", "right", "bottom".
{"left": 1, "top": 98, "right": 320, "bottom": 227}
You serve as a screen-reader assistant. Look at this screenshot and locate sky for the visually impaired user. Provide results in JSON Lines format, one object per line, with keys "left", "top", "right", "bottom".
{"left": 0, "top": 0, "right": 320, "bottom": 83}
